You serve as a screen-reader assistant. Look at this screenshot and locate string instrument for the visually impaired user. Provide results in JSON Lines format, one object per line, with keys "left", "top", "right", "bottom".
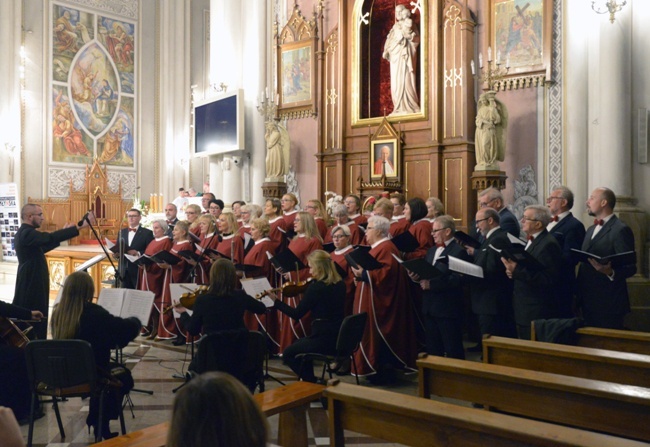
{"left": 256, "top": 278, "right": 314, "bottom": 299}
{"left": 163, "top": 285, "right": 209, "bottom": 313}
{"left": 0, "top": 316, "right": 31, "bottom": 349}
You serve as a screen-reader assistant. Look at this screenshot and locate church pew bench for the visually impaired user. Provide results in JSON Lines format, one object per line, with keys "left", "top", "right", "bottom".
{"left": 482, "top": 335, "right": 650, "bottom": 387}
{"left": 575, "top": 326, "right": 650, "bottom": 355}
{"left": 93, "top": 382, "right": 325, "bottom": 447}
{"left": 417, "top": 355, "right": 650, "bottom": 442}
{"left": 323, "top": 379, "right": 647, "bottom": 447}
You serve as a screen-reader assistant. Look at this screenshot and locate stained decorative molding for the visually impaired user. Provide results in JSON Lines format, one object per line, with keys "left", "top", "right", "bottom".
{"left": 493, "top": 75, "right": 547, "bottom": 91}
{"left": 48, "top": 167, "right": 136, "bottom": 199}
{"left": 286, "top": 165, "right": 301, "bottom": 206}
{"left": 512, "top": 164, "right": 539, "bottom": 220}
{"left": 547, "top": 0, "right": 563, "bottom": 193}
{"left": 63, "top": 0, "right": 138, "bottom": 19}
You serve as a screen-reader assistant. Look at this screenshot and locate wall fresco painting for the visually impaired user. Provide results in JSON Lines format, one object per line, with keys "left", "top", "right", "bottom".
{"left": 51, "top": 2, "right": 136, "bottom": 168}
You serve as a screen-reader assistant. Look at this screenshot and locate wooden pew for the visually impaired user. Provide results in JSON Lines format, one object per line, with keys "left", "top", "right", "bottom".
{"left": 482, "top": 335, "right": 650, "bottom": 387}
{"left": 575, "top": 327, "right": 650, "bottom": 355}
{"left": 324, "top": 380, "right": 647, "bottom": 447}
{"left": 94, "top": 382, "right": 325, "bottom": 447}
{"left": 417, "top": 355, "right": 650, "bottom": 442}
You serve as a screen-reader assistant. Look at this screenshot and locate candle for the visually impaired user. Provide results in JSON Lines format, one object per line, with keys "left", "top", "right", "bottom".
{"left": 479, "top": 53, "right": 483, "bottom": 68}
{"left": 506, "top": 56, "right": 510, "bottom": 69}
{"left": 265, "top": 87, "right": 268, "bottom": 98}
{"left": 496, "top": 50, "right": 501, "bottom": 64}
{"left": 487, "top": 46, "right": 492, "bottom": 61}
{"left": 470, "top": 60, "right": 475, "bottom": 75}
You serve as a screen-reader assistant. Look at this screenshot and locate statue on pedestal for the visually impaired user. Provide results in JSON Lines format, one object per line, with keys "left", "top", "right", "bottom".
{"left": 475, "top": 90, "right": 508, "bottom": 171}
{"left": 383, "top": 4, "right": 420, "bottom": 116}
{"left": 264, "top": 120, "right": 290, "bottom": 181}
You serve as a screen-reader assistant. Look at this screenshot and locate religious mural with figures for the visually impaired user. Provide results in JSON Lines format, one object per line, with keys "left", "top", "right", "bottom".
{"left": 51, "top": 2, "right": 136, "bottom": 167}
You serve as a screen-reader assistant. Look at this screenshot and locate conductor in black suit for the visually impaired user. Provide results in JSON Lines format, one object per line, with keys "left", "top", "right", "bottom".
{"left": 119, "top": 209, "right": 154, "bottom": 289}
{"left": 576, "top": 187, "right": 636, "bottom": 329}
{"left": 410, "top": 215, "right": 470, "bottom": 359}
{"left": 502, "top": 205, "right": 562, "bottom": 340}
{"left": 465, "top": 207, "right": 516, "bottom": 340}
{"left": 546, "top": 186, "right": 586, "bottom": 318}
{"left": 12, "top": 203, "right": 91, "bottom": 339}
{"left": 477, "top": 187, "right": 520, "bottom": 239}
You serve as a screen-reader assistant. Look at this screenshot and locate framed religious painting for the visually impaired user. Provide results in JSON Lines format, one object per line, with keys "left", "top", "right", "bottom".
{"left": 370, "top": 138, "right": 399, "bottom": 180}
{"left": 276, "top": 6, "right": 318, "bottom": 119}
{"left": 490, "top": 0, "right": 553, "bottom": 86}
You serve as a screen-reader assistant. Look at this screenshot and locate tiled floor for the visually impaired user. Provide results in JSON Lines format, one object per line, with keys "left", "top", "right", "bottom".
{"left": 0, "top": 261, "right": 478, "bottom": 446}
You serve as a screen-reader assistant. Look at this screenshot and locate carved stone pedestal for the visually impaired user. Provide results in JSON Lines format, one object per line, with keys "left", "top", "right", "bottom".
{"left": 262, "top": 181, "right": 287, "bottom": 200}
{"left": 471, "top": 170, "right": 508, "bottom": 191}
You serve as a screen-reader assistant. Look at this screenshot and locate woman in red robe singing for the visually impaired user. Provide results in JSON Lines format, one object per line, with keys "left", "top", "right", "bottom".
{"left": 214, "top": 212, "right": 244, "bottom": 265}
{"left": 304, "top": 199, "right": 329, "bottom": 240}
{"left": 277, "top": 212, "right": 322, "bottom": 352}
{"left": 186, "top": 214, "right": 219, "bottom": 285}
{"left": 139, "top": 219, "right": 174, "bottom": 339}
{"left": 328, "top": 224, "right": 356, "bottom": 317}
{"left": 281, "top": 193, "right": 299, "bottom": 230}
{"left": 264, "top": 198, "right": 287, "bottom": 252}
{"left": 324, "top": 204, "right": 363, "bottom": 245}
{"left": 404, "top": 197, "right": 434, "bottom": 260}
{"left": 184, "top": 204, "right": 202, "bottom": 238}
{"left": 350, "top": 215, "right": 417, "bottom": 382}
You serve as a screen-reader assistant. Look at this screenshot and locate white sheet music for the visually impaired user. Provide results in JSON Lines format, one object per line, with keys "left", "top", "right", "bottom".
{"left": 240, "top": 277, "right": 274, "bottom": 308}
{"left": 97, "top": 288, "right": 126, "bottom": 318}
{"left": 507, "top": 233, "right": 526, "bottom": 245}
{"left": 448, "top": 255, "right": 484, "bottom": 278}
{"left": 97, "top": 288, "right": 155, "bottom": 326}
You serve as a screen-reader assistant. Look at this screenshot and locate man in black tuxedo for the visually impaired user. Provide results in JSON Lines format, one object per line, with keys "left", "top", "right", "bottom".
{"left": 546, "top": 186, "right": 586, "bottom": 317}
{"left": 576, "top": 187, "right": 636, "bottom": 329}
{"left": 503, "top": 205, "right": 562, "bottom": 340}
{"left": 410, "top": 215, "right": 470, "bottom": 359}
{"left": 118, "top": 208, "right": 154, "bottom": 289}
{"left": 466, "top": 207, "right": 516, "bottom": 340}
{"left": 164, "top": 203, "right": 178, "bottom": 237}
{"left": 477, "top": 187, "right": 520, "bottom": 239}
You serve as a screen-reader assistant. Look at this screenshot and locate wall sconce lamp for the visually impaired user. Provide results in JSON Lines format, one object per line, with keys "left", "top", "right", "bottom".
{"left": 591, "top": 0, "right": 627, "bottom": 24}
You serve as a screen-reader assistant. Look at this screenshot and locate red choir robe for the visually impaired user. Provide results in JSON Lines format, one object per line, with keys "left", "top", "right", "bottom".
{"left": 268, "top": 216, "right": 287, "bottom": 252}
{"left": 278, "top": 235, "right": 322, "bottom": 352}
{"left": 215, "top": 233, "right": 244, "bottom": 265}
{"left": 404, "top": 219, "right": 434, "bottom": 260}
{"left": 353, "top": 238, "right": 417, "bottom": 376}
{"left": 190, "top": 225, "right": 202, "bottom": 238}
{"left": 349, "top": 213, "right": 368, "bottom": 226}
{"left": 389, "top": 216, "right": 410, "bottom": 238}
{"left": 168, "top": 239, "right": 198, "bottom": 343}
{"left": 314, "top": 217, "right": 329, "bottom": 240}
{"left": 139, "top": 236, "right": 174, "bottom": 339}
{"left": 195, "top": 232, "right": 220, "bottom": 285}
{"left": 329, "top": 244, "right": 356, "bottom": 316}
{"left": 283, "top": 210, "right": 298, "bottom": 229}
{"left": 323, "top": 221, "right": 363, "bottom": 246}
{"left": 242, "top": 237, "right": 280, "bottom": 353}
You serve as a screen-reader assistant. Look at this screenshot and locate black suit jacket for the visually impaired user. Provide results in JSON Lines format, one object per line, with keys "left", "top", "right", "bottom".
{"left": 576, "top": 215, "right": 636, "bottom": 325}
{"left": 165, "top": 218, "right": 178, "bottom": 237}
{"left": 422, "top": 240, "right": 470, "bottom": 318}
{"left": 119, "top": 226, "right": 154, "bottom": 289}
{"left": 548, "top": 213, "right": 586, "bottom": 317}
{"left": 470, "top": 228, "right": 514, "bottom": 316}
{"left": 499, "top": 207, "right": 521, "bottom": 239}
{"left": 511, "top": 230, "right": 562, "bottom": 326}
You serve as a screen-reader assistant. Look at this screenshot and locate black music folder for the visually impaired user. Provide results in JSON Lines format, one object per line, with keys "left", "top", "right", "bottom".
{"left": 490, "top": 244, "right": 544, "bottom": 272}
{"left": 204, "top": 248, "right": 229, "bottom": 259}
{"left": 177, "top": 250, "right": 202, "bottom": 262}
{"left": 398, "top": 257, "right": 443, "bottom": 280}
{"left": 571, "top": 249, "right": 636, "bottom": 268}
{"left": 390, "top": 230, "right": 420, "bottom": 253}
{"left": 269, "top": 248, "right": 306, "bottom": 272}
{"left": 454, "top": 230, "right": 481, "bottom": 249}
{"left": 147, "top": 250, "right": 181, "bottom": 265}
{"left": 322, "top": 242, "right": 335, "bottom": 253}
{"left": 344, "top": 247, "right": 382, "bottom": 271}
{"left": 333, "top": 261, "right": 347, "bottom": 278}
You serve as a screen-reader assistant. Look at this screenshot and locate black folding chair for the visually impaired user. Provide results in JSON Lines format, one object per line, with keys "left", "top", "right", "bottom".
{"left": 296, "top": 312, "right": 368, "bottom": 385}
{"left": 24, "top": 339, "right": 126, "bottom": 446}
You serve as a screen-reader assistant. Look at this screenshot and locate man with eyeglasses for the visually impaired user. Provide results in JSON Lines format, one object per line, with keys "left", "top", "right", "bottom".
{"left": 119, "top": 208, "right": 154, "bottom": 290}
{"left": 502, "top": 205, "right": 562, "bottom": 339}
{"left": 13, "top": 203, "right": 92, "bottom": 339}
{"left": 164, "top": 203, "right": 179, "bottom": 237}
{"left": 477, "top": 187, "right": 520, "bottom": 239}
{"left": 467, "top": 208, "right": 516, "bottom": 342}
{"left": 546, "top": 186, "right": 585, "bottom": 317}
{"left": 201, "top": 192, "right": 215, "bottom": 213}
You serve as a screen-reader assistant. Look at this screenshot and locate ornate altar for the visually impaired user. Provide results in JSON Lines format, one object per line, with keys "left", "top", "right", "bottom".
{"left": 29, "top": 159, "right": 131, "bottom": 244}
{"left": 46, "top": 245, "right": 116, "bottom": 299}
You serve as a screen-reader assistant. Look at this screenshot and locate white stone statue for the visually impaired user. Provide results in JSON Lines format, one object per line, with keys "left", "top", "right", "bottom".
{"left": 383, "top": 4, "right": 420, "bottom": 115}
{"left": 265, "top": 120, "right": 290, "bottom": 181}
{"left": 474, "top": 90, "right": 508, "bottom": 171}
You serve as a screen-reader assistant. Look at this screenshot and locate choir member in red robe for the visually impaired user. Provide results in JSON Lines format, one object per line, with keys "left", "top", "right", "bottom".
{"left": 186, "top": 214, "right": 219, "bottom": 285}
{"left": 350, "top": 215, "right": 417, "bottom": 380}
{"left": 242, "top": 218, "right": 280, "bottom": 352}
{"left": 372, "top": 198, "right": 403, "bottom": 238}
{"left": 214, "top": 212, "right": 244, "bottom": 265}
{"left": 426, "top": 196, "right": 445, "bottom": 222}
{"left": 140, "top": 219, "right": 174, "bottom": 339}
{"left": 237, "top": 204, "right": 261, "bottom": 239}
{"left": 305, "top": 199, "right": 329, "bottom": 240}
{"left": 184, "top": 204, "right": 202, "bottom": 238}
{"left": 278, "top": 212, "right": 323, "bottom": 352}
{"left": 404, "top": 197, "right": 434, "bottom": 260}
{"left": 281, "top": 193, "right": 299, "bottom": 230}
{"left": 390, "top": 193, "right": 411, "bottom": 236}
{"left": 324, "top": 204, "right": 363, "bottom": 245}
{"left": 232, "top": 200, "right": 246, "bottom": 228}
{"left": 344, "top": 194, "right": 368, "bottom": 226}
{"left": 264, "top": 198, "right": 287, "bottom": 252}
{"left": 328, "top": 224, "right": 356, "bottom": 316}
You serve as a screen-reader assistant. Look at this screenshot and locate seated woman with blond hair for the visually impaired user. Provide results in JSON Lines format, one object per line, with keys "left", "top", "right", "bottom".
{"left": 166, "top": 371, "right": 268, "bottom": 447}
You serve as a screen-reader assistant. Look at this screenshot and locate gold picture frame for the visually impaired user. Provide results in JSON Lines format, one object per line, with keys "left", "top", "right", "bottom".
{"left": 370, "top": 138, "right": 399, "bottom": 180}
{"left": 490, "top": 0, "right": 552, "bottom": 85}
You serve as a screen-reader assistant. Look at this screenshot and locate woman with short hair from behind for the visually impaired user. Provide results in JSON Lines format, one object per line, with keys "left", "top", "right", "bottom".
{"left": 166, "top": 371, "right": 268, "bottom": 447}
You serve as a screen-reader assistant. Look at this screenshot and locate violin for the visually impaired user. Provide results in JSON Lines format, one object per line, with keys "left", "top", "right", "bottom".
{"left": 164, "top": 285, "right": 209, "bottom": 313}
{"left": 0, "top": 316, "right": 31, "bottom": 349}
{"left": 256, "top": 278, "right": 314, "bottom": 299}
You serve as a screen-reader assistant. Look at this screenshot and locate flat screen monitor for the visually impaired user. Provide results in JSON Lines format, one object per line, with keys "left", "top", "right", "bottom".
{"left": 193, "top": 89, "right": 244, "bottom": 156}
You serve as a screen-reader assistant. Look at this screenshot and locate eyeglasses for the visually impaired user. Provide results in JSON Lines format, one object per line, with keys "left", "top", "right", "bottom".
{"left": 209, "top": 206, "right": 221, "bottom": 210}
{"left": 475, "top": 217, "right": 489, "bottom": 224}
{"left": 432, "top": 228, "right": 446, "bottom": 233}
{"left": 127, "top": 214, "right": 139, "bottom": 218}
{"left": 304, "top": 205, "right": 315, "bottom": 210}
{"left": 546, "top": 196, "right": 563, "bottom": 202}
{"left": 366, "top": 226, "right": 375, "bottom": 230}
{"left": 332, "top": 234, "right": 348, "bottom": 239}
{"left": 479, "top": 198, "right": 495, "bottom": 208}
{"left": 521, "top": 216, "right": 539, "bottom": 222}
